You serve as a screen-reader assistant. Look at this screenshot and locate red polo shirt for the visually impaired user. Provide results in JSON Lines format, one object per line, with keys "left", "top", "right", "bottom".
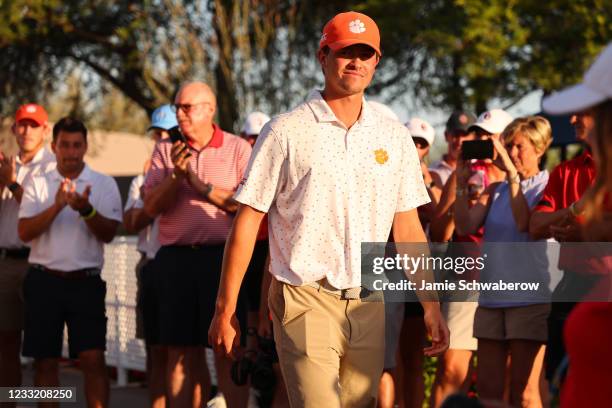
{"left": 534, "top": 151, "right": 611, "bottom": 274}
{"left": 144, "top": 124, "right": 252, "bottom": 246}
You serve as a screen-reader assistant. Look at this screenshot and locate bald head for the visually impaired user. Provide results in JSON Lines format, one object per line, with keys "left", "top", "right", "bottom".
{"left": 174, "top": 81, "right": 217, "bottom": 141}
{"left": 176, "top": 81, "right": 217, "bottom": 109}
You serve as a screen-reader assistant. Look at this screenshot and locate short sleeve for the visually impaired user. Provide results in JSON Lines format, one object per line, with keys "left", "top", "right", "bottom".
{"left": 96, "top": 176, "right": 123, "bottom": 223}
{"left": 234, "top": 125, "right": 286, "bottom": 212}
{"left": 534, "top": 166, "right": 561, "bottom": 212}
{"left": 526, "top": 172, "right": 549, "bottom": 209}
{"left": 18, "top": 176, "right": 41, "bottom": 219}
{"left": 396, "top": 129, "right": 430, "bottom": 212}
{"left": 124, "top": 175, "right": 144, "bottom": 211}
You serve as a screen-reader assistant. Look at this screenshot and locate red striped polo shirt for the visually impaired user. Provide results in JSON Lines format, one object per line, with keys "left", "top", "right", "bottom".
{"left": 144, "top": 124, "right": 252, "bottom": 245}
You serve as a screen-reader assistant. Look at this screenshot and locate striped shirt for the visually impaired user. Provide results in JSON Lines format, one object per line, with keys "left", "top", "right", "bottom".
{"left": 144, "top": 124, "right": 251, "bottom": 246}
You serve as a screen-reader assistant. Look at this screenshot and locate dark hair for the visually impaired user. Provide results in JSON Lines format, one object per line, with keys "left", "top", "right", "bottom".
{"left": 52, "top": 117, "right": 88, "bottom": 142}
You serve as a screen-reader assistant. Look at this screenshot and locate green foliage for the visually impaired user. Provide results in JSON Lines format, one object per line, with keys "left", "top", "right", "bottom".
{"left": 358, "top": 0, "right": 612, "bottom": 113}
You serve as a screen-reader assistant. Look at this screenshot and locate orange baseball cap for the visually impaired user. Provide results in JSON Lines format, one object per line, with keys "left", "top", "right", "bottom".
{"left": 15, "top": 103, "right": 48, "bottom": 126}
{"left": 319, "top": 11, "right": 381, "bottom": 56}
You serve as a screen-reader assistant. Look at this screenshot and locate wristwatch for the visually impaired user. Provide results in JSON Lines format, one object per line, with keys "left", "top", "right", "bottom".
{"left": 7, "top": 182, "right": 20, "bottom": 193}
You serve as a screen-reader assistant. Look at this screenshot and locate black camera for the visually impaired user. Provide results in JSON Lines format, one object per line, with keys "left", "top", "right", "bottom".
{"left": 461, "top": 140, "right": 494, "bottom": 160}
{"left": 230, "top": 336, "right": 277, "bottom": 406}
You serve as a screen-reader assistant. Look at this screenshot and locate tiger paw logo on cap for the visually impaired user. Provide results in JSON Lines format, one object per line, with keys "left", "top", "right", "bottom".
{"left": 374, "top": 149, "right": 388, "bottom": 164}
{"left": 349, "top": 19, "right": 366, "bottom": 34}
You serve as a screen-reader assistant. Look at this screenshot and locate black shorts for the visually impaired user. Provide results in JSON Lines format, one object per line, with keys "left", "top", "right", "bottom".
{"left": 22, "top": 266, "right": 107, "bottom": 359}
{"left": 140, "top": 257, "right": 161, "bottom": 345}
{"left": 156, "top": 245, "right": 247, "bottom": 347}
{"left": 244, "top": 240, "right": 269, "bottom": 313}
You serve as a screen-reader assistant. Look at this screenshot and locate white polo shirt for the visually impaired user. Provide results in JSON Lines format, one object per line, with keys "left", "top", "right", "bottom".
{"left": 19, "top": 165, "right": 123, "bottom": 271}
{"left": 0, "top": 147, "right": 55, "bottom": 249}
{"left": 235, "top": 90, "right": 430, "bottom": 289}
{"left": 125, "top": 174, "right": 160, "bottom": 260}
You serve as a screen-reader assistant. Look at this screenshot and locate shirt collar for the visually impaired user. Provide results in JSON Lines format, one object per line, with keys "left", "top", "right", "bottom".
{"left": 306, "top": 90, "right": 375, "bottom": 127}
{"left": 207, "top": 124, "right": 224, "bottom": 148}
{"left": 51, "top": 163, "right": 92, "bottom": 182}
{"left": 15, "top": 146, "right": 48, "bottom": 166}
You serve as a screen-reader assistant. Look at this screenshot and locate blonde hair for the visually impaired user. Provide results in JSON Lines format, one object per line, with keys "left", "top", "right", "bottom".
{"left": 501, "top": 116, "right": 552, "bottom": 155}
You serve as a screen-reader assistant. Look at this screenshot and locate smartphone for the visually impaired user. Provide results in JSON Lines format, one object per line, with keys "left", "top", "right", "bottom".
{"left": 461, "top": 140, "right": 494, "bottom": 161}
{"left": 168, "top": 126, "right": 188, "bottom": 144}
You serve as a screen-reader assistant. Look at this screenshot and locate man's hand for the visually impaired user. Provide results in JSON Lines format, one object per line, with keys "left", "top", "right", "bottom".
{"left": 208, "top": 312, "right": 241, "bottom": 358}
{"left": 550, "top": 213, "right": 583, "bottom": 242}
{"left": 54, "top": 179, "right": 71, "bottom": 210}
{"left": 422, "top": 305, "right": 450, "bottom": 357}
{"left": 66, "top": 183, "right": 92, "bottom": 213}
{"left": 170, "top": 141, "right": 190, "bottom": 178}
{"left": 0, "top": 154, "right": 17, "bottom": 187}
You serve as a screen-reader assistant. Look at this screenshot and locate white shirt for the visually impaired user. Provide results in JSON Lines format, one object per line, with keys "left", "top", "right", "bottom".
{"left": 19, "top": 165, "right": 123, "bottom": 271}
{"left": 125, "top": 174, "right": 160, "bottom": 260}
{"left": 0, "top": 147, "right": 55, "bottom": 249}
{"left": 235, "top": 90, "right": 430, "bottom": 289}
{"left": 429, "top": 159, "right": 454, "bottom": 185}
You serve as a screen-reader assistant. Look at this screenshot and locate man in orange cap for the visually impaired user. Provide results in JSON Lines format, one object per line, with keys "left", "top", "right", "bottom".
{"left": 0, "top": 103, "right": 55, "bottom": 393}
{"left": 209, "top": 11, "right": 449, "bottom": 407}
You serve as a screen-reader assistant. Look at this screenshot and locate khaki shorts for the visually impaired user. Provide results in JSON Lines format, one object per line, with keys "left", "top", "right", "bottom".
{"left": 473, "top": 304, "right": 550, "bottom": 342}
{"left": 443, "top": 301, "right": 478, "bottom": 351}
{"left": 269, "top": 278, "right": 385, "bottom": 408}
{"left": 0, "top": 257, "right": 29, "bottom": 331}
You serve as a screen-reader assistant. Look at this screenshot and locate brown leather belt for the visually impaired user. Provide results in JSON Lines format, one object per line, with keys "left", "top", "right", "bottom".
{"left": 32, "top": 264, "right": 101, "bottom": 279}
{"left": 0, "top": 247, "right": 30, "bottom": 259}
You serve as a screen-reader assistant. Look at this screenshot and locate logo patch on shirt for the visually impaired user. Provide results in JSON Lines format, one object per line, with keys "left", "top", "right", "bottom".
{"left": 374, "top": 149, "right": 388, "bottom": 164}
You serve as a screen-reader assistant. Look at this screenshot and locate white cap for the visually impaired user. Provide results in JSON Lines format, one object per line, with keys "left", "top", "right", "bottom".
{"left": 470, "top": 109, "right": 514, "bottom": 134}
{"left": 406, "top": 117, "right": 435, "bottom": 146}
{"left": 241, "top": 112, "right": 271, "bottom": 136}
{"left": 543, "top": 43, "right": 612, "bottom": 114}
{"left": 368, "top": 101, "right": 400, "bottom": 121}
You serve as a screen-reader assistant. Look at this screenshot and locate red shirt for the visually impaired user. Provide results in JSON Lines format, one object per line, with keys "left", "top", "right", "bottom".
{"left": 144, "top": 124, "right": 252, "bottom": 245}
{"left": 533, "top": 151, "right": 611, "bottom": 274}
{"left": 534, "top": 151, "right": 595, "bottom": 214}
{"left": 562, "top": 287, "right": 612, "bottom": 407}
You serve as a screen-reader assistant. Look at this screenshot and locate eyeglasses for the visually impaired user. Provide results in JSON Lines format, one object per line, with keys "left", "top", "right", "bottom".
{"left": 172, "top": 102, "right": 211, "bottom": 114}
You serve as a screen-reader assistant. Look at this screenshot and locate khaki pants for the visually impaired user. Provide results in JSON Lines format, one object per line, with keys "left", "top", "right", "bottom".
{"left": 268, "top": 278, "right": 385, "bottom": 408}
{"left": 0, "top": 257, "right": 29, "bottom": 330}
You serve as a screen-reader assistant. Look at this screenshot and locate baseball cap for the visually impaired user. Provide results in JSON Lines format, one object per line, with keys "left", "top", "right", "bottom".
{"left": 15, "top": 103, "right": 48, "bottom": 126}
{"left": 319, "top": 11, "right": 381, "bottom": 56}
{"left": 368, "top": 101, "right": 400, "bottom": 121}
{"left": 406, "top": 118, "right": 435, "bottom": 146}
{"left": 543, "top": 42, "right": 612, "bottom": 115}
{"left": 446, "top": 110, "right": 477, "bottom": 133}
{"left": 241, "top": 112, "right": 271, "bottom": 136}
{"left": 149, "top": 104, "right": 178, "bottom": 131}
{"left": 469, "top": 109, "right": 514, "bottom": 135}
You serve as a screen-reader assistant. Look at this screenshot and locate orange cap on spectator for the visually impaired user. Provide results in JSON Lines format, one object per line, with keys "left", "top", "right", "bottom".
{"left": 15, "top": 103, "right": 48, "bottom": 126}
{"left": 319, "top": 11, "right": 381, "bottom": 56}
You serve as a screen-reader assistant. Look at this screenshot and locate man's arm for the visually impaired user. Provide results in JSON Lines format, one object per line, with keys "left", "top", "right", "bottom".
{"left": 124, "top": 207, "right": 154, "bottom": 234}
{"left": 18, "top": 203, "right": 63, "bottom": 242}
{"left": 209, "top": 204, "right": 266, "bottom": 354}
{"left": 18, "top": 179, "right": 69, "bottom": 242}
{"left": 392, "top": 209, "right": 449, "bottom": 356}
{"left": 186, "top": 170, "right": 239, "bottom": 213}
{"left": 82, "top": 211, "right": 121, "bottom": 243}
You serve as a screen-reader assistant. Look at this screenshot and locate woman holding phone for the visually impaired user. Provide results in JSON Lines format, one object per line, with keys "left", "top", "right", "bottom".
{"left": 454, "top": 116, "right": 553, "bottom": 407}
